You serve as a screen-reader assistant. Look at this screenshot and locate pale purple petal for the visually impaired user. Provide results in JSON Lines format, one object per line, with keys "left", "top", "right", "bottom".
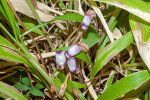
{"left": 56, "top": 50, "right": 63, "bottom": 54}
{"left": 67, "top": 57, "right": 76, "bottom": 72}
{"left": 81, "top": 15, "right": 91, "bottom": 30}
{"left": 67, "top": 44, "right": 81, "bottom": 57}
{"left": 56, "top": 50, "right": 66, "bottom": 66}
{"left": 65, "top": 50, "right": 71, "bottom": 58}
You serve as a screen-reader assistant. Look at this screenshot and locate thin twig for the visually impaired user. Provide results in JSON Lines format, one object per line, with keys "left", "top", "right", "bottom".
{"left": 19, "top": 74, "right": 23, "bottom": 94}
{"left": 61, "top": 28, "right": 78, "bottom": 46}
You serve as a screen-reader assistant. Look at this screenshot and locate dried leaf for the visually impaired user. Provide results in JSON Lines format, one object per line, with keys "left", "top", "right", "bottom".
{"left": 58, "top": 73, "right": 70, "bottom": 97}
{"left": 129, "top": 14, "right": 150, "bottom": 69}
{"left": 82, "top": 69, "right": 98, "bottom": 100}
{"left": 96, "top": 0, "right": 150, "bottom": 23}
{"left": 113, "top": 27, "right": 122, "bottom": 39}
{"left": 10, "top": 0, "right": 66, "bottom": 31}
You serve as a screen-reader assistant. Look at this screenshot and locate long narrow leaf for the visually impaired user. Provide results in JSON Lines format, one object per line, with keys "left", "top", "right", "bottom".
{"left": 0, "top": 35, "right": 16, "bottom": 50}
{"left": 129, "top": 14, "right": 150, "bottom": 70}
{"left": 95, "top": 0, "right": 150, "bottom": 23}
{"left": 103, "top": 71, "right": 115, "bottom": 92}
{"left": 0, "top": 46, "right": 31, "bottom": 67}
{"left": 0, "top": 81, "right": 27, "bottom": 100}
{"left": 0, "top": 0, "right": 20, "bottom": 39}
{"left": 90, "top": 32, "right": 134, "bottom": 79}
{"left": 98, "top": 70, "right": 150, "bottom": 100}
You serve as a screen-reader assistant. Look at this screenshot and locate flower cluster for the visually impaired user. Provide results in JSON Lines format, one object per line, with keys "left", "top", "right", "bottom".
{"left": 55, "top": 42, "right": 88, "bottom": 72}
{"left": 55, "top": 10, "right": 95, "bottom": 72}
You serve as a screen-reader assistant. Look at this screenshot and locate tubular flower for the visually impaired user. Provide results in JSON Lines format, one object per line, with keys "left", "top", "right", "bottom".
{"left": 65, "top": 44, "right": 81, "bottom": 58}
{"left": 55, "top": 50, "right": 66, "bottom": 67}
{"left": 81, "top": 15, "right": 91, "bottom": 30}
{"left": 81, "top": 10, "right": 96, "bottom": 30}
{"left": 67, "top": 57, "right": 76, "bottom": 72}
{"left": 56, "top": 42, "right": 88, "bottom": 72}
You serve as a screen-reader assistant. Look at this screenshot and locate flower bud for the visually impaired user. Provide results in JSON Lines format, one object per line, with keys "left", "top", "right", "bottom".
{"left": 77, "top": 42, "right": 89, "bottom": 52}
{"left": 81, "top": 10, "right": 96, "bottom": 30}
{"left": 81, "top": 15, "right": 91, "bottom": 30}
{"left": 55, "top": 50, "right": 66, "bottom": 67}
{"left": 58, "top": 81, "right": 67, "bottom": 97}
{"left": 58, "top": 73, "right": 70, "bottom": 97}
{"left": 50, "top": 84, "right": 55, "bottom": 93}
{"left": 67, "top": 57, "right": 76, "bottom": 72}
{"left": 65, "top": 44, "right": 81, "bottom": 58}
{"left": 86, "top": 10, "right": 96, "bottom": 19}
{"left": 71, "top": 88, "right": 80, "bottom": 98}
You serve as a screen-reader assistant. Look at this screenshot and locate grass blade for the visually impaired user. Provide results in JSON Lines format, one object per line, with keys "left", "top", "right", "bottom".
{"left": 98, "top": 70, "right": 150, "bottom": 100}
{"left": 129, "top": 14, "right": 150, "bottom": 70}
{"left": 103, "top": 71, "right": 115, "bottom": 92}
{"left": 96, "top": 0, "right": 150, "bottom": 23}
{"left": 90, "top": 32, "right": 134, "bottom": 79}
{"left": 0, "top": 81, "right": 27, "bottom": 100}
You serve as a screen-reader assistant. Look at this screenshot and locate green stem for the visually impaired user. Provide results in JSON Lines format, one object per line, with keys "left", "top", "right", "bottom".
{"left": 81, "top": 0, "right": 85, "bottom": 5}
{"left": 74, "top": 0, "right": 78, "bottom": 10}
{"left": 97, "top": 33, "right": 106, "bottom": 46}
{"left": 0, "top": 23, "right": 16, "bottom": 42}
{"left": 97, "top": 18, "right": 118, "bottom": 55}
{"left": 96, "top": 10, "right": 122, "bottom": 56}
{"left": 40, "top": 0, "right": 44, "bottom": 3}
{"left": 70, "top": 0, "right": 72, "bottom": 9}
{"left": 26, "top": 0, "right": 54, "bottom": 49}
{"left": 122, "top": 62, "right": 146, "bottom": 68}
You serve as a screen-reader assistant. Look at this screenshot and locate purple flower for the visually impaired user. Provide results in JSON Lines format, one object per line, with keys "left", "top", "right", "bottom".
{"left": 65, "top": 44, "right": 81, "bottom": 58}
{"left": 56, "top": 50, "right": 66, "bottom": 67}
{"left": 81, "top": 15, "right": 91, "bottom": 30}
{"left": 67, "top": 57, "right": 76, "bottom": 72}
{"left": 65, "top": 50, "right": 71, "bottom": 59}
{"left": 81, "top": 10, "right": 96, "bottom": 30}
